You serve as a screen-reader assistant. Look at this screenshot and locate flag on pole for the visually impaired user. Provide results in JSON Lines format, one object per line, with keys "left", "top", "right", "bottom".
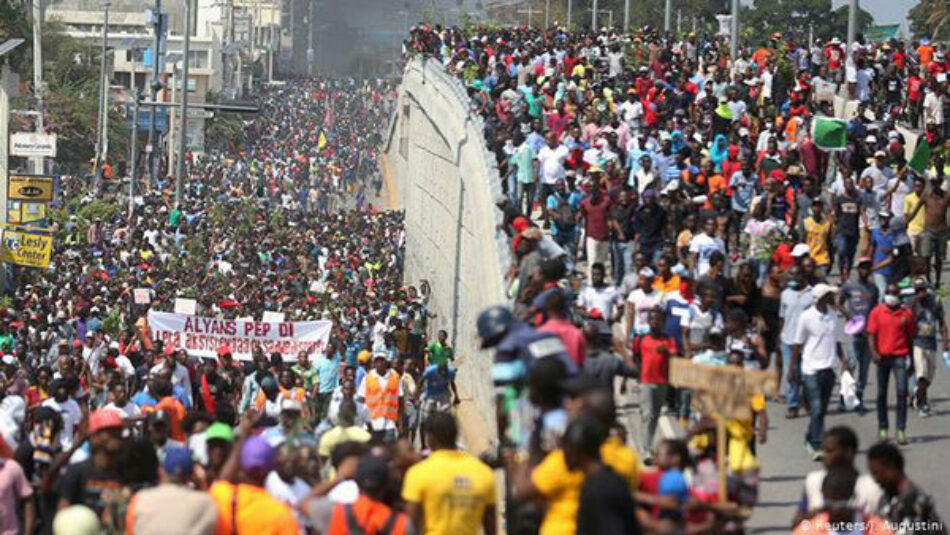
{"left": 810, "top": 116, "right": 847, "bottom": 151}
{"left": 908, "top": 138, "right": 930, "bottom": 174}
{"left": 317, "top": 131, "right": 327, "bottom": 151}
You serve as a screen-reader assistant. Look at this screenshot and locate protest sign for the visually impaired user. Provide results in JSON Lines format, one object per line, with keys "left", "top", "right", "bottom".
{"left": 0, "top": 229, "right": 53, "bottom": 268}
{"left": 174, "top": 298, "right": 197, "bottom": 315}
{"left": 669, "top": 359, "right": 777, "bottom": 420}
{"left": 147, "top": 311, "right": 332, "bottom": 361}
{"left": 133, "top": 288, "right": 152, "bottom": 304}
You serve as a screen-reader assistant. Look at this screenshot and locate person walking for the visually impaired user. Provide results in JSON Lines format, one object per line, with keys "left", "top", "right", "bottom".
{"left": 632, "top": 308, "right": 677, "bottom": 461}
{"left": 790, "top": 283, "right": 847, "bottom": 460}
{"left": 356, "top": 352, "right": 404, "bottom": 442}
{"left": 909, "top": 278, "right": 948, "bottom": 417}
{"left": 867, "top": 284, "right": 916, "bottom": 445}
{"left": 125, "top": 447, "right": 218, "bottom": 534}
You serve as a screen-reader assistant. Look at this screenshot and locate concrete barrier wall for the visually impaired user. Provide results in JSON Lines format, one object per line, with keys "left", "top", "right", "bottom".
{"left": 384, "top": 58, "right": 510, "bottom": 451}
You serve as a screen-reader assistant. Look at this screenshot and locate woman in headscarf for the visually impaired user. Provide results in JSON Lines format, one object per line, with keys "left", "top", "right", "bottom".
{"left": 709, "top": 133, "right": 730, "bottom": 172}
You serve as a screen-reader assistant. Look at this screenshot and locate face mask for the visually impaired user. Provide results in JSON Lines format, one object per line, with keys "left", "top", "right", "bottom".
{"left": 884, "top": 294, "right": 900, "bottom": 307}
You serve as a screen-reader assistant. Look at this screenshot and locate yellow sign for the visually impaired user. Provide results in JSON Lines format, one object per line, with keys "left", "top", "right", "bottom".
{"left": 8, "top": 174, "right": 54, "bottom": 202}
{"left": 1, "top": 230, "right": 52, "bottom": 268}
{"left": 7, "top": 201, "right": 47, "bottom": 225}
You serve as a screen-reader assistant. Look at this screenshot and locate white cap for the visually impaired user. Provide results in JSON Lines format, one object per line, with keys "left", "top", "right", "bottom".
{"left": 280, "top": 399, "right": 303, "bottom": 412}
{"left": 638, "top": 267, "right": 656, "bottom": 279}
{"left": 1, "top": 354, "right": 15, "bottom": 366}
{"left": 791, "top": 243, "right": 811, "bottom": 257}
{"left": 813, "top": 283, "right": 839, "bottom": 301}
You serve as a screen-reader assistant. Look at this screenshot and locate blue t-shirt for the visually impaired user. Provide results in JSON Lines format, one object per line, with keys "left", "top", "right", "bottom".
{"left": 422, "top": 365, "right": 456, "bottom": 397}
{"left": 871, "top": 228, "right": 894, "bottom": 279}
{"left": 315, "top": 352, "right": 342, "bottom": 394}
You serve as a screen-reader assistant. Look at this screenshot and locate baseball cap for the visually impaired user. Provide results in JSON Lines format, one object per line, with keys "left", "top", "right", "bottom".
{"left": 88, "top": 409, "right": 123, "bottom": 434}
{"left": 162, "top": 446, "right": 194, "bottom": 477}
{"left": 914, "top": 277, "right": 929, "bottom": 290}
{"left": 240, "top": 436, "right": 276, "bottom": 472}
{"left": 357, "top": 349, "right": 371, "bottom": 364}
{"left": 216, "top": 345, "right": 233, "bottom": 357}
{"left": 205, "top": 422, "right": 235, "bottom": 443}
{"left": 791, "top": 243, "right": 811, "bottom": 257}
{"left": 874, "top": 150, "right": 887, "bottom": 158}
{"left": 281, "top": 398, "right": 303, "bottom": 413}
{"left": 638, "top": 267, "right": 656, "bottom": 279}
{"left": 813, "top": 283, "right": 839, "bottom": 301}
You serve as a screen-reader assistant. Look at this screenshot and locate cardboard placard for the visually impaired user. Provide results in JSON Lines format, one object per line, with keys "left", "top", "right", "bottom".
{"left": 133, "top": 288, "right": 152, "bottom": 304}
{"left": 174, "top": 298, "right": 197, "bottom": 315}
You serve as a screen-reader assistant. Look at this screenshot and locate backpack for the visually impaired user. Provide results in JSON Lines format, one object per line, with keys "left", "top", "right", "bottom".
{"left": 343, "top": 503, "right": 400, "bottom": 535}
{"left": 552, "top": 197, "right": 575, "bottom": 231}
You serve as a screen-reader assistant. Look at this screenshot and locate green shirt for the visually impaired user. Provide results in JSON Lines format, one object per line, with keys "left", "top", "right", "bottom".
{"left": 291, "top": 364, "right": 318, "bottom": 391}
{"left": 512, "top": 144, "right": 536, "bottom": 185}
{"left": 169, "top": 208, "right": 182, "bottom": 228}
{"left": 427, "top": 342, "right": 454, "bottom": 366}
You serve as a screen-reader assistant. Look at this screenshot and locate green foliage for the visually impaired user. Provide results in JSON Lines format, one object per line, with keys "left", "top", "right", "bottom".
{"left": 908, "top": 0, "right": 950, "bottom": 40}
{"left": 0, "top": 3, "right": 31, "bottom": 75}
{"left": 101, "top": 306, "right": 122, "bottom": 336}
{"left": 741, "top": 0, "right": 873, "bottom": 46}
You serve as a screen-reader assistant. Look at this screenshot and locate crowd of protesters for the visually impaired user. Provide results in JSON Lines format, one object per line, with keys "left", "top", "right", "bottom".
{"left": 0, "top": 78, "right": 501, "bottom": 535}
{"left": 406, "top": 19, "right": 950, "bottom": 535}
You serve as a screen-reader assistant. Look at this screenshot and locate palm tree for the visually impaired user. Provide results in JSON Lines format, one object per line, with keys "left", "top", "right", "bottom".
{"left": 926, "top": 0, "right": 950, "bottom": 40}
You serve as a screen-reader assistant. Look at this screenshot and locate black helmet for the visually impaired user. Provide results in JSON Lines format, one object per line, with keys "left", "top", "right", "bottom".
{"left": 477, "top": 305, "right": 514, "bottom": 349}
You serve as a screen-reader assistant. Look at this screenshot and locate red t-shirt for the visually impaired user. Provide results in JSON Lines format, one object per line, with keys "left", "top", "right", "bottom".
{"left": 581, "top": 195, "right": 612, "bottom": 241}
{"left": 634, "top": 333, "right": 677, "bottom": 384}
{"left": 538, "top": 318, "right": 587, "bottom": 369}
{"left": 867, "top": 305, "right": 915, "bottom": 357}
{"left": 908, "top": 76, "right": 924, "bottom": 101}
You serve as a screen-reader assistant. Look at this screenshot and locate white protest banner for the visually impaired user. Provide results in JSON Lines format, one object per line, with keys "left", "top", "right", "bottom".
{"left": 262, "top": 311, "right": 285, "bottom": 323}
{"left": 174, "top": 298, "right": 197, "bottom": 315}
{"left": 133, "top": 288, "right": 152, "bottom": 304}
{"left": 148, "top": 311, "right": 332, "bottom": 361}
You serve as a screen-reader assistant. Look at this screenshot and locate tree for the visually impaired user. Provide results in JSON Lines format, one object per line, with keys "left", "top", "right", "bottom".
{"left": 741, "top": 0, "right": 873, "bottom": 46}
{"left": 908, "top": 0, "right": 950, "bottom": 40}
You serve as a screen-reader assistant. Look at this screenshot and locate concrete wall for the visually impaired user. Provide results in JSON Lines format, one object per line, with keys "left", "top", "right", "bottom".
{"left": 384, "top": 57, "right": 510, "bottom": 451}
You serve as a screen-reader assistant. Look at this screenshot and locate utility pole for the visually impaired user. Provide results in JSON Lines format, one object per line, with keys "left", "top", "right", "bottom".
{"left": 94, "top": 0, "right": 111, "bottom": 184}
{"left": 730, "top": 0, "right": 738, "bottom": 63}
{"left": 517, "top": 5, "right": 534, "bottom": 26}
{"left": 591, "top": 0, "right": 597, "bottom": 30}
{"left": 545, "top": 0, "right": 550, "bottom": 27}
{"left": 566, "top": 0, "right": 572, "bottom": 29}
{"left": 176, "top": 0, "right": 192, "bottom": 207}
{"left": 147, "top": 0, "right": 163, "bottom": 186}
{"left": 846, "top": 0, "right": 857, "bottom": 61}
{"left": 664, "top": 0, "right": 671, "bottom": 34}
{"left": 307, "top": 0, "right": 314, "bottom": 75}
{"left": 129, "top": 91, "right": 139, "bottom": 216}
{"left": 31, "top": 0, "right": 44, "bottom": 175}
{"left": 623, "top": 0, "right": 629, "bottom": 31}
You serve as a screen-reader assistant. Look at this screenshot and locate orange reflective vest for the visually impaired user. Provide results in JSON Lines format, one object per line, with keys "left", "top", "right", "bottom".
{"left": 327, "top": 495, "right": 409, "bottom": 535}
{"left": 364, "top": 372, "right": 400, "bottom": 422}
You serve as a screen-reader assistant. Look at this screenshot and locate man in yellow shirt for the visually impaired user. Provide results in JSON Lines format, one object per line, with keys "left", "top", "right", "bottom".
{"left": 402, "top": 412, "right": 496, "bottom": 535}
{"left": 506, "top": 389, "right": 639, "bottom": 535}
{"left": 804, "top": 200, "right": 833, "bottom": 274}
{"left": 903, "top": 175, "right": 926, "bottom": 252}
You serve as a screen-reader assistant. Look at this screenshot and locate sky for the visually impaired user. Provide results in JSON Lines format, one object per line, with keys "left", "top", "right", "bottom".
{"left": 833, "top": 0, "right": 916, "bottom": 27}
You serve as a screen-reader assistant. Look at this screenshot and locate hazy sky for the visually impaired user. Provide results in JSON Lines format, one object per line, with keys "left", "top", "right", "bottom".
{"left": 832, "top": 0, "right": 915, "bottom": 28}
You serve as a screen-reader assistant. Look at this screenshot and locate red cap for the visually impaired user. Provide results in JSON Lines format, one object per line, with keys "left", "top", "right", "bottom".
{"left": 88, "top": 409, "right": 123, "bottom": 434}
{"left": 71, "top": 339, "right": 82, "bottom": 348}
{"left": 163, "top": 345, "right": 175, "bottom": 356}
{"left": 589, "top": 308, "right": 604, "bottom": 320}
{"left": 217, "top": 345, "right": 233, "bottom": 357}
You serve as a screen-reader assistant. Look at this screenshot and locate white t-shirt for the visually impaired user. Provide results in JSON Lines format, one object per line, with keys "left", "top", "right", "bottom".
{"left": 41, "top": 397, "right": 82, "bottom": 450}
{"left": 265, "top": 471, "right": 311, "bottom": 532}
{"left": 803, "top": 469, "right": 883, "bottom": 514}
{"left": 689, "top": 233, "right": 725, "bottom": 276}
{"left": 537, "top": 145, "right": 569, "bottom": 185}
{"left": 578, "top": 285, "right": 622, "bottom": 320}
{"left": 626, "top": 289, "right": 660, "bottom": 335}
{"left": 685, "top": 305, "right": 723, "bottom": 348}
{"left": 793, "top": 306, "right": 844, "bottom": 375}
{"left": 103, "top": 401, "right": 141, "bottom": 419}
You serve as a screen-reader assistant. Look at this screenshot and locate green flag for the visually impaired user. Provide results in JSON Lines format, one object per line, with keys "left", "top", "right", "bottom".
{"left": 908, "top": 138, "right": 931, "bottom": 174}
{"left": 811, "top": 116, "right": 847, "bottom": 151}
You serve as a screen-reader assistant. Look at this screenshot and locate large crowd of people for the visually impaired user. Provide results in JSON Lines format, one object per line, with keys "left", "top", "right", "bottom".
{"left": 1, "top": 17, "right": 950, "bottom": 535}
{"left": 0, "top": 78, "right": 502, "bottom": 535}
{"left": 406, "top": 21, "right": 949, "bottom": 535}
